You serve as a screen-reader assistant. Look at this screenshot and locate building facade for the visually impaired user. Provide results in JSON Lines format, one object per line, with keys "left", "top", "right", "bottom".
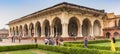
{"left": 8, "top": 2, "right": 105, "bottom": 40}
{"left": 103, "top": 13, "right": 120, "bottom": 38}
{"left": 0, "top": 28, "right": 9, "bottom": 38}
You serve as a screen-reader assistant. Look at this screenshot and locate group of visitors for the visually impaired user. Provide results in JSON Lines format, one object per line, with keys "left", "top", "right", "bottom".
{"left": 44, "top": 37, "right": 64, "bottom": 46}
{"left": 11, "top": 34, "right": 116, "bottom": 52}
{"left": 11, "top": 36, "right": 16, "bottom": 43}
{"left": 11, "top": 35, "right": 38, "bottom": 43}
{"left": 11, "top": 36, "right": 22, "bottom": 43}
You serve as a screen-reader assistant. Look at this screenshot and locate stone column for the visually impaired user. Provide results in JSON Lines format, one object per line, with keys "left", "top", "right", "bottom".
{"left": 34, "top": 29, "right": 36, "bottom": 37}
{"left": 100, "top": 27, "right": 103, "bottom": 36}
{"left": 100, "top": 24, "right": 103, "bottom": 36}
{"left": 8, "top": 28, "right": 11, "bottom": 37}
{"left": 61, "top": 12, "right": 69, "bottom": 37}
{"left": 78, "top": 26, "right": 83, "bottom": 37}
{"left": 41, "top": 25, "right": 45, "bottom": 37}
{"left": 50, "top": 25, "right": 54, "bottom": 37}
{"left": 91, "top": 25, "right": 94, "bottom": 36}
{"left": 62, "top": 23, "right": 68, "bottom": 37}
{"left": 28, "top": 26, "right": 31, "bottom": 37}
{"left": 22, "top": 29, "right": 25, "bottom": 37}
{"left": 15, "top": 30, "right": 17, "bottom": 36}
{"left": 33, "top": 24, "right": 37, "bottom": 37}
{"left": 11, "top": 31, "right": 13, "bottom": 37}
{"left": 77, "top": 27, "right": 80, "bottom": 37}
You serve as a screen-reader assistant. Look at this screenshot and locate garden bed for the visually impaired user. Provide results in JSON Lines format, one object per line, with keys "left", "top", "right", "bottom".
{"left": 0, "top": 39, "right": 120, "bottom": 54}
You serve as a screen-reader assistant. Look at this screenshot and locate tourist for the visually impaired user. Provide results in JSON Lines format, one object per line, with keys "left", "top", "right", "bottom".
{"left": 74, "top": 36, "right": 77, "bottom": 41}
{"left": 12, "top": 35, "right": 15, "bottom": 43}
{"left": 56, "top": 38, "right": 59, "bottom": 46}
{"left": 48, "top": 37, "right": 55, "bottom": 45}
{"left": 92, "top": 36, "right": 96, "bottom": 40}
{"left": 44, "top": 38, "right": 49, "bottom": 45}
{"left": 11, "top": 36, "right": 14, "bottom": 43}
{"left": 13, "top": 36, "right": 16, "bottom": 43}
{"left": 71, "top": 33, "right": 74, "bottom": 36}
{"left": 89, "top": 35, "right": 92, "bottom": 40}
{"left": 59, "top": 37, "right": 64, "bottom": 46}
{"left": 31, "top": 33, "right": 34, "bottom": 42}
{"left": 51, "top": 38, "right": 55, "bottom": 45}
{"left": 18, "top": 36, "right": 22, "bottom": 43}
{"left": 31, "top": 36, "right": 34, "bottom": 42}
{"left": 53, "top": 38, "right": 56, "bottom": 46}
{"left": 34, "top": 37, "right": 37, "bottom": 43}
{"left": 84, "top": 36, "right": 88, "bottom": 48}
{"left": 110, "top": 36, "right": 116, "bottom": 52}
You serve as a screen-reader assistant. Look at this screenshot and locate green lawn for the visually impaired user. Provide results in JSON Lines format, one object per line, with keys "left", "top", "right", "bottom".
{"left": 0, "top": 49, "right": 63, "bottom": 54}
{"left": 91, "top": 41, "right": 120, "bottom": 47}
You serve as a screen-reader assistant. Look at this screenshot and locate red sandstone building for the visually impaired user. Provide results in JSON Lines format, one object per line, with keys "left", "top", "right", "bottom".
{"left": 0, "top": 28, "right": 9, "bottom": 38}
{"left": 103, "top": 13, "right": 120, "bottom": 38}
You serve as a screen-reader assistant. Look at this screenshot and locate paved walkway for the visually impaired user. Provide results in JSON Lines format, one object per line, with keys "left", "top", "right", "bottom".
{"left": 0, "top": 38, "right": 44, "bottom": 46}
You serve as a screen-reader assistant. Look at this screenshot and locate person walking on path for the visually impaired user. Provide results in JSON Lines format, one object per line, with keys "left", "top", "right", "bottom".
{"left": 12, "top": 35, "right": 15, "bottom": 43}
{"left": 111, "top": 36, "right": 116, "bottom": 52}
{"left": 18, "top": 36, "right": 22, "bottom": 43}
{"left": 44, "top": 38, "right": 49, "bottom": 45}
{"left": 74, "top": 36, "right": 77, "bottom": 41}
{"left": 34, "top": 37, "right": 37, "bottom": 43}
{"left": 11, "top": 36, "right": 14, "bottom": 43}
{"left": 84, "top": 36, "right": 88, "bottom": 48}
{"left": 55, "top": 37, "right": 59, "bottom": 46}
{"left": 48, "top": 37, "right": 55, "bottom": 45}
{"left": 59, "top": 37, "right": 64, "bottom": 46}
{"left": 31, "top": 36, "right": 34, "bottom": 42}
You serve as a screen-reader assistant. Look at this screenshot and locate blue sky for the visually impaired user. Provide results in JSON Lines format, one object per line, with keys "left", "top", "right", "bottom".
{"left": 0, "top": 0, "right": 120, "bottom": 29}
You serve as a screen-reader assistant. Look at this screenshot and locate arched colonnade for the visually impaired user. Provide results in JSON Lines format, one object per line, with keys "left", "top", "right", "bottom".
{"left": 9, "top": 17, "right": 102, "bottom": 38}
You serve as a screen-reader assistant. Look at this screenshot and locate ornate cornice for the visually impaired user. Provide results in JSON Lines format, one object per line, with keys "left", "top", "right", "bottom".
{"left": 8, "top": 2, "right": 105, "bottom": 25}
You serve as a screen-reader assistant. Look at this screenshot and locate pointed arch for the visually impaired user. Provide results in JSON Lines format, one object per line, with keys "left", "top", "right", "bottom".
{"left": 52, "top": 17, "right": 62, "bottom": 37}
{"left": 106, "top": 32, "right": 110, "bottom": 38}
{"left": 114, "top": 32, "right": 120, "bottom": 38}
{"left": 43, "top": 20, "right": 50, "bottom": 37}
{"left": 35, "top": 21, "right": 41, "bottom": 37}
{"left": 24, "top": 24, "right": 28, "bottom": 36}
{"left": 68, "top": 17, "right": 80, "bottom": 36}
{"left": 82, "top": 18, "right": 92, "bottom": 36}
{"left": 29, "top": 23, "right": 34, "bottom": 37}
{"left": 93, "top": 20, "right": 101, "bottom": 36}
{"left": 19, "top": 25, "right": 23, "bottom": 36}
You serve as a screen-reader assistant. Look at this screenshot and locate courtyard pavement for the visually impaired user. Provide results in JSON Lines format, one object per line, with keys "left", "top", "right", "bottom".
{"left": 0, "top": 38, "right": 44, "bottom": 46}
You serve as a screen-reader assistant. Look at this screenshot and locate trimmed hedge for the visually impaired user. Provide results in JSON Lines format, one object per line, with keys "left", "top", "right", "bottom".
{"left": 38, "top": 45, "right": 69, "bottom": 54}
{"left": 38, "top": 44, "right": 120, "bottom": 54}
{"left": 66, "top": 39, "right": 120, "bottom": 44}
{"left": 64, "top": 42, "right": 120, "bottom": 51}
{"left": 0, "top": 44, "right": 37, "bottom": 52}
{"left": 66, "top": 39, "right": 110, "bottom": 44}
{"left": 64, "top": 39, "right": 120, "bottom": 51}
{"left": 0, "top": 44, "right": 120, "bottom": 54}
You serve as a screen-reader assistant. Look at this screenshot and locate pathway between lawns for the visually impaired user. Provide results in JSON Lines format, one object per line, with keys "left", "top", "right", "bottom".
{"left": 4, "top": 50, "right": 46, "bottom": 54}
{"left": 31, "top": 50, "right": 46, "bottom": 54}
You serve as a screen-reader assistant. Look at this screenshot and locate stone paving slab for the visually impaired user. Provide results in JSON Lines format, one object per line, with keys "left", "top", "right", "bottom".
{"left": 0, "top": 39, "right": 44, "bottom": 46}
